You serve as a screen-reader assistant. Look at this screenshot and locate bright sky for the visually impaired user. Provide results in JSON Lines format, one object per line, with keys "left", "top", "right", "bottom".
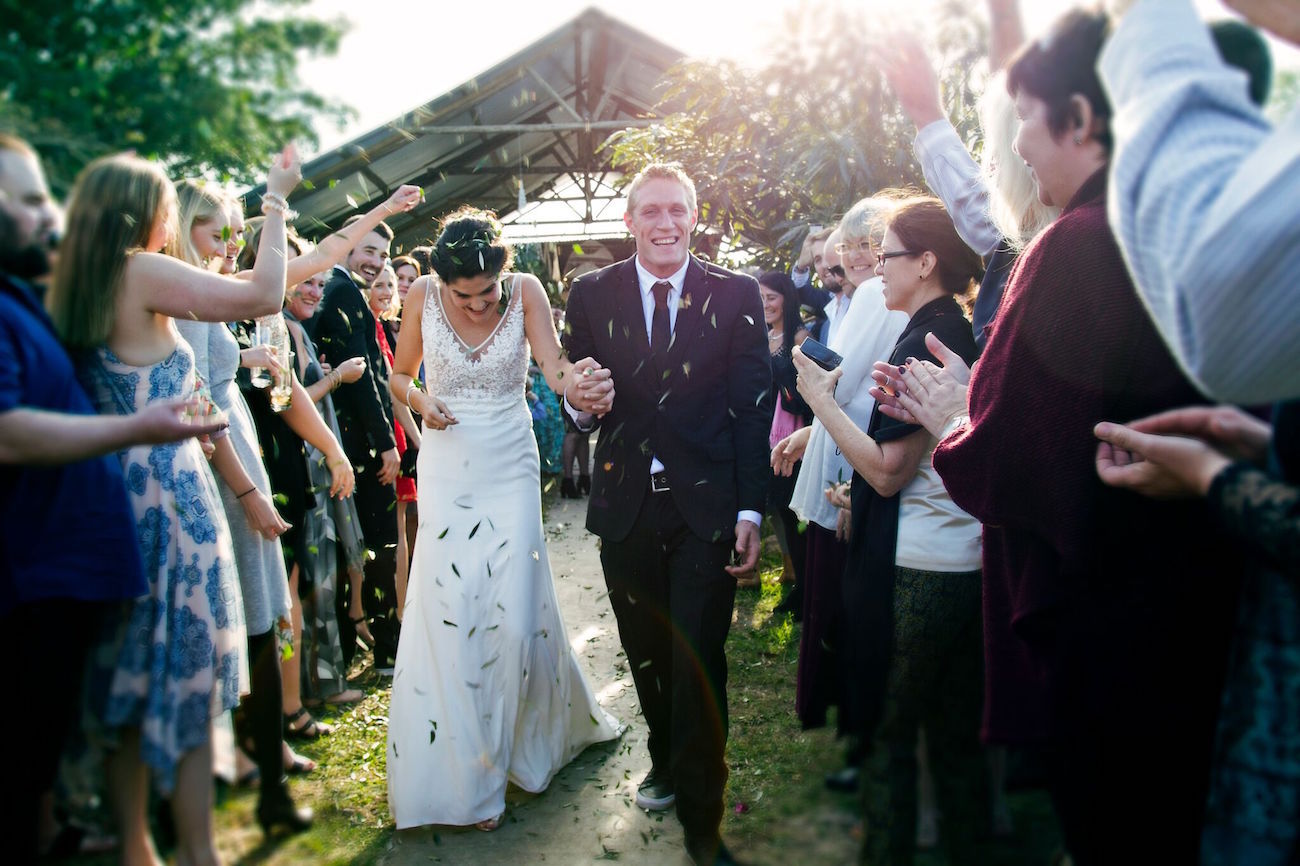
{"left": 297, "top": 0, "right": 1294, "bottom": 158}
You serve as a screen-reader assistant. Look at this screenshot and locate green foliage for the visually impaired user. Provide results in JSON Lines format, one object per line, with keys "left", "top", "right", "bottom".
{"left": 605, "top": 0, "right": 988, "bottom": 270}
{"left": 0, "top": 0, "right": 351, "bottom": 195}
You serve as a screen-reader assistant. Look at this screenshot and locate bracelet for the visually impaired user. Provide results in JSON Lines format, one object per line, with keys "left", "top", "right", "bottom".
{"left": 330, "top": 369, "right": 342, "bottom": 391}
{"left": 236, "top": 486, "right": 257, "bottom": 499}
{"left": 405, "top": 381, "right": 422, "bottom": 407}
{"left": 261, "top": 193, "right": 298, "bottom": 221}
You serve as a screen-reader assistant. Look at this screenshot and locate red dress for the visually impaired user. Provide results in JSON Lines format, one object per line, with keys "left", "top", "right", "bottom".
{"left": 376, "top": 318, "right": 417, "bottom": 503}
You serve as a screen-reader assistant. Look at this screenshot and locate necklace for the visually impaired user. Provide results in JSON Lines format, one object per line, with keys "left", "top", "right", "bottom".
{"left": 768, "top": 329, "right": 783, "bottom": 342}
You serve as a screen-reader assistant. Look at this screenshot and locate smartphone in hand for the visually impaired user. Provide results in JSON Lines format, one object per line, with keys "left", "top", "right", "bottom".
{"left": 800, "top": 338, "right": 843, "bottom": 371}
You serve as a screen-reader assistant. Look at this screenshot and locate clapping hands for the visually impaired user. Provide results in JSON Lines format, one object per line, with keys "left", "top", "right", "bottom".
{"left": 869, "top": 332, "right": 971, "bottom": 437}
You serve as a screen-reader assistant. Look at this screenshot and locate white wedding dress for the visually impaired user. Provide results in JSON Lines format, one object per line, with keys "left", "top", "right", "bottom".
{"left": 387, "top": 276, "right": 622, "bottom": 829}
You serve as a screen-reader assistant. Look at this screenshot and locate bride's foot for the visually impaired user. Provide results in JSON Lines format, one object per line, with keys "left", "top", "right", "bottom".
{"left": 474, "top": 812, "right": 504, "bottom": 832}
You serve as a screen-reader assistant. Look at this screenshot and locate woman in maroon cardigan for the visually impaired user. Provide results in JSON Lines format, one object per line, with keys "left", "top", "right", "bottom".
{"left": 872, "top": 10, "right": 1242, "bottom": 864}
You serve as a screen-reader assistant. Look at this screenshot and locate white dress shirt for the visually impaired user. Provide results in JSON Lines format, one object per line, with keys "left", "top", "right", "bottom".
{"left": 823, "top": 291, "right": 852, "bottom": 346}
{"left": 1101, "top": 0, "right": 1300, "bottom": 403}
{"left": 913, "top": 120, "right": 1000, "bottom": 259}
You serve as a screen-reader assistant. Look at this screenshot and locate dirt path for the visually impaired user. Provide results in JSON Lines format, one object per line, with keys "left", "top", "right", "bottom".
{"left": 378, "top": 492, "right": 692, "bottom": 865}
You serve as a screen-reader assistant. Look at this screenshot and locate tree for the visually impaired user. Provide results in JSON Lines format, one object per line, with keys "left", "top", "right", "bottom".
{"left": 0, "top": 0, "right": 350, "bottom": 194}
{"left": 605, "top": 0, "right": 988, "bottom": 269}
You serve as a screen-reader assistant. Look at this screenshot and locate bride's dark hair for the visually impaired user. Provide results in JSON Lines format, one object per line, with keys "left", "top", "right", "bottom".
{"left": 431, "top": 206, "right": 513, "bottom": 284}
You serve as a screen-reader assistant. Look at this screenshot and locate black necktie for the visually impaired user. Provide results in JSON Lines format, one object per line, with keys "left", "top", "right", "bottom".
{"left": 651, "top": 280, "right": 672, "bottom": 356}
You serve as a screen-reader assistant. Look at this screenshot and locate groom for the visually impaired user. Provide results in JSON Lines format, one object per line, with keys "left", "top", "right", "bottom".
{"left": 564, "top": 163, "right": 770, "bottom": 866}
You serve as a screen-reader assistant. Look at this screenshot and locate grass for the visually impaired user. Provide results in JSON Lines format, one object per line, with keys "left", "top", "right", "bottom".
{"left": 63, "top": 514, "right": 1061, "bottom": 865}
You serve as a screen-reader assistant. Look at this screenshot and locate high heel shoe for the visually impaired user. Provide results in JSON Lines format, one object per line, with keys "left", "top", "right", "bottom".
{"left": 560, "top": 477, "right": 578, "bottom": 498}
{"left": 257, "top": 782, "right": 314, "bottom": 836}
{"left": 577, "top": 474, "right": 591, "bottom": 495}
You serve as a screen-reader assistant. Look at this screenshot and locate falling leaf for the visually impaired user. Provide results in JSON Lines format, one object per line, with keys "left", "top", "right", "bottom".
{"left": 438, "top": 527, "right": 449, "bottom": 539}
{"left": 469, "top": 520, "right": 481, "bottom": 539}
{"left": 468, "top": 626, "right": 477, "bottom": 638}
{"left": 744, "top": 315, "right": 755, "bottom": 325}
{"left": 481, "top": 655, "right": 499, "bottom": 669}
{"left": 452, "top": 563, "right": 461, "bottom": 578}
{"left": 443, "top": 619, "right": 458, "bottom": 627}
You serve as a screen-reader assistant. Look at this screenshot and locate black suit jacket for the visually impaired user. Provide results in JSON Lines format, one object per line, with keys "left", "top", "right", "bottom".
{"left": 565, "top": 255, "right": 772, "bottom": 544}
{"left": 308, "top": 268, "right": 395, "bottom": 454}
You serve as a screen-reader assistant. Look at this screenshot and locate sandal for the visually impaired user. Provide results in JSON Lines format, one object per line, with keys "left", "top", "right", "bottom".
{"left": 286, "top": 751, "right": 317, "bottom": 775}
{"left": 351, "top": 615, "right": 376, "bottom": 650}
{"left": 283, "top": 706, "right": 332, "bottom": 741}
{"left": 474, "top": 812, "right": 505, "bottom": 832}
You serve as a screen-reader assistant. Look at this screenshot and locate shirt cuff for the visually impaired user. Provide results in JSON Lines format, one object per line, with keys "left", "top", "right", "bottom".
{"left": 791, "top": 267, "right": 810, "bottom": 288}
{"left": 563, "top": 392, "right": 596, "bottom": 431}
{"left": 737, "top": 510, "right": 762, "bottom": 528}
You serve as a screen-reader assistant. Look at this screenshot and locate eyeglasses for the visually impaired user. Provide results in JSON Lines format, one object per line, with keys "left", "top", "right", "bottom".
{"left": 833, "top": 240, "right": 874, "bottom": 256}
{"left": 876, "top": 249, "right": 920, "bottom": 266}
{"left": 827, "top": 264, "right": 846, "bottom": 279}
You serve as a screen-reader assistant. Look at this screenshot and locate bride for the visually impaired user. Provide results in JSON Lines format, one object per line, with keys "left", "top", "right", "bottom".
{"left": 387, "top": 207, "right": 622, "bottom": 831}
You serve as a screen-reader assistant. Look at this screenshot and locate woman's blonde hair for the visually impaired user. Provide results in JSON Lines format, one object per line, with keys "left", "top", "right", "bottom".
{"left": 980, "top": 71, "right": 1060, "bottom": 249}
{"left": 366, "top": 264, "right": 402, "bottom": 321}
{"left": 47, "top": 153, "right": 175, "bottom": 351}
{"left": 167, "top": 179, "right": 233, "bottom": 268}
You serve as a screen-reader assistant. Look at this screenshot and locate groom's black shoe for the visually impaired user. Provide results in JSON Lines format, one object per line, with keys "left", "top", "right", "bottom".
{"left": 634, "top": 767, "right": 675, "bottom": 811}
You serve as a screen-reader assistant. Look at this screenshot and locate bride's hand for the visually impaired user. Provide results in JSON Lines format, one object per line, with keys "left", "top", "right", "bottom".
{"left": 565, "top": 358, "right": 614, "bottom": 415}
{"left": 414, "top": 391, "right": 458, "bottom": 430}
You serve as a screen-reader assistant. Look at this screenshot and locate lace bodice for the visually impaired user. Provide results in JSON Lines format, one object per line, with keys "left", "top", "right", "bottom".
{"left": 421, "top": 274, "right": 529, "bottom": 401}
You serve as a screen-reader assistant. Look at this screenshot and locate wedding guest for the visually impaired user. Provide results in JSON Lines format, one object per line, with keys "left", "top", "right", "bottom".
{"left": 772, "top": 200, "right": 907, "bottom": 791}
{"left": 794, "top": 196, "right": 984, "bottom": 863}
{"left": 279, "top": 264, "right": 371, "bottom": 702}
{"left": 365, "top": 264, "right": 420, "bottom": 620}
{"left": 1093, "top": 402, "right": 1299, "bottom": 865}
{"left": 0, "top": 134, "right": 226, "bottom": 862}
{"left": 47, "top": 147, "right": 297, "bottom": 865}
{"left": 875, "top": 12, "right": 1245, "bottom": 860}
{"left": 758, "top": 271, "right": 810, "bottom": 599}
{"left": 170, "top": 179, "right": 352, "bottom": 835}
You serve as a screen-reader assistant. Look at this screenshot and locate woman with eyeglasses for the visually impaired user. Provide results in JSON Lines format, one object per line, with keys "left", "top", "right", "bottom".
{"left": 792, "top": 195, "right": 984, "bottom": 863}
{"left": 872, "top": 10, "right": 1244, "bottom": 862}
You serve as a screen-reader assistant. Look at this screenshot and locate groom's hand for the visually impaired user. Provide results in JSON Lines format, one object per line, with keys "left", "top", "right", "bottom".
{"left": 565, "top": 358, "right": 615, "bottom": 416}
{"left": 725, "top": 519, "right": 761, "bottom": 577}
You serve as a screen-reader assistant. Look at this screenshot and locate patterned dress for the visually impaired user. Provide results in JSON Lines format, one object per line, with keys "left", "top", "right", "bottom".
{"left": 83, "top": 339, "right": 248, "bottom": 792}
{"left": 175, "top": 318, "right": 292, "bottom": 637}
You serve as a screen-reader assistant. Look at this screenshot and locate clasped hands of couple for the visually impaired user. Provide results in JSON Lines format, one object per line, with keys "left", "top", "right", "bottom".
{"left": 412, "top": 358, "right": 615, "bottom": 431}
{"left": 855, "top": 332, "right": 1266, "bottom": 502}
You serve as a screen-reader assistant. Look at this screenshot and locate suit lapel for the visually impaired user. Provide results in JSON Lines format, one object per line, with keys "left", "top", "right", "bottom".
{"left": 617, "top": 258, "right": 652, "bottom": 358}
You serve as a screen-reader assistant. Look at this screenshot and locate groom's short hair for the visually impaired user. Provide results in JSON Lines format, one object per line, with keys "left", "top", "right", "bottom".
{"left": 625, "top": 163, "right": 697, "bottom": 215}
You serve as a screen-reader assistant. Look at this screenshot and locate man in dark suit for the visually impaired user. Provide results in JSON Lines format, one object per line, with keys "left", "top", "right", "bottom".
{"left": 564, "top": 164, "right": 771, "bottom": 866}
{"left": 307, "top": 217, "right": 401, "bottom": 670}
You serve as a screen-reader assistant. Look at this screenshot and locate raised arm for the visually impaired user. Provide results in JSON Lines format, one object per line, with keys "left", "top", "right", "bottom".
{"left": 1101, "top": 0, "right": 1300, "bottom": 402}
{"left": 986, "top": 0, "right": 1027, "bottom": 72}
{"left": 126, "top": 146, "right": 301, "bottom": 323}
{"left": 277, "top": 185, "right": 423, "bottom": 287}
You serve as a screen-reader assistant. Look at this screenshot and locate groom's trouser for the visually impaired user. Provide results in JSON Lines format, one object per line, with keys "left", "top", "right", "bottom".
{"left": 601, "top": 483, "right": 737, "bottom": 850}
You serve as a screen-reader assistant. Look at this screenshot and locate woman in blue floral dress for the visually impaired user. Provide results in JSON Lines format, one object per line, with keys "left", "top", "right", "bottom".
{"left": 47, "top": 148, "right": 300, "bottom": 865}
